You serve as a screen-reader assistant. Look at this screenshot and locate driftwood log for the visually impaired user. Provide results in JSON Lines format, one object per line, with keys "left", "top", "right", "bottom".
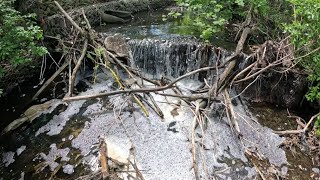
{"left": 98, "top": 10, "right": 132, "bottom": 23}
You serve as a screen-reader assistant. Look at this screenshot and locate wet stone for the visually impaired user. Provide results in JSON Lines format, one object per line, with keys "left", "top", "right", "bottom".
{"left": 16, "top": 146, "right": 26, "bottom": 156}
{"left": 281, "top": 166, "right": 288, "bottom": 176}
{"left": 63, "top": 164, "right": 74, "bottom": 175}
{"left": 312, "top": 168, "right": 320, "bottom": 174}
{"left": 2, "top": 151, "right": 15, "bottom": 167}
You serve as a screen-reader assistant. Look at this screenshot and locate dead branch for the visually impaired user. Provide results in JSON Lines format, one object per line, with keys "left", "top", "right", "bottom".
{"left": 233, "top": 44, "right": 320, "bottom": 85}
{"left": 215, "top": 11, "right": 252, "bottom": 94}
{"left": 128, "top": 160, "right": 145, "bottom": 180}
{"left": 230, "top": 56, "right": 254, "bottom": 85}
{"left": 54, "top": 1, "right": 84, "bottom": 34}
{"left": 82, "top": 8, "right": 91, "bottom": 29}
{"left": 231, "top": 74, "right": 260, "bottom": 100}
{"left": 100, "top": 138, "right": 110, "bottom": 179}
{"left": 274, "top": 112, "right": 320, "bottom": 135}
{"left": 63, "top": 66, "right": 216, "bottom": 101}
{"left": 31, "top": 62, "right": 68, "bottom": 101}
{"left": 191, "top": 110, "right": 200, "bottom": 180}
{"left": 68, "top": 39, "right": 88, "bottom": 97}
{"left": 155, "top": 92, "right": 221, "bottom": 102}
{"left": 223, "top": 89, "right": 240, "bottom": 134}
{"left": 251, "top": 161, "right": 267, "bottom": 180}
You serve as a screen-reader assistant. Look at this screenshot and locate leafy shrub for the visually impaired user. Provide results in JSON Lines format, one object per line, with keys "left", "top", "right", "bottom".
{"left": 283, "top": 0, "right": 320, "bottom": 102}
{"left": 0, "top": 0, "right": 47, "bottom": 77}
{"left": 167, "top": 0, "right": 284, "bottom": 40}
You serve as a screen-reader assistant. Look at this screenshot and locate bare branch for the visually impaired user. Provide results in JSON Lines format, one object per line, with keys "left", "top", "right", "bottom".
{"left": 63, "top": 66, "right": 216, "bottom": 101}
{"left": 53, "top": 1, "right": 84, "bottom": 34}
{"left": 68, "top": 39, "right": 88, "bottom": 97}
{"left": 32, "top": 62, "right": 68, "bottom": 101}
{"left": 274, "top": 112, "right": 320, "bottom": 135}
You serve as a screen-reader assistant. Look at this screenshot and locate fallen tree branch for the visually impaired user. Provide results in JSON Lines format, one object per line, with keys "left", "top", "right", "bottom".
{"left": 31, "top": 62, "right": 68, "bottom": 101}
{"left": 54, "top": 1, "right": 84, "bottom": 34}
{"left": 63, "top": 66, "right": 216, "bottom": 101}
{"left": 68, "top": 38, "right": 88, "bottom": 97}
{"left": 216, "top": 26, "right": 251, "bottom": 93}
{"left": 223, "top": 89, "right": 240, "bottom": 134}
{"left": 273, "top": 112, "right": 320, "bottom": 135}
{"left": 128, "top": 159, "right": 145, "bottom": 180}
{"left": 190, "top": 108, "right": 200, "bottom": 180}
{"left": 214, "top": 10, "right": 252, "bottom": 95}
{"left": 155, "top": 92, "right": 221, "bottom": 102}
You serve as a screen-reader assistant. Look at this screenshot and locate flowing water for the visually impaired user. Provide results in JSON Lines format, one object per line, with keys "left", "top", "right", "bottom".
{"left": 0, "top": 8, "right": 318, "bottom": 180}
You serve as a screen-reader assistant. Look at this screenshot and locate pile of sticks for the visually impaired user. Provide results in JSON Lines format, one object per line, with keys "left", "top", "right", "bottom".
{"left": 31, "top": 1, "right": 320, "bottom": 179}
{"left": 32, "top": 2, "right": 254, "bottom": 179}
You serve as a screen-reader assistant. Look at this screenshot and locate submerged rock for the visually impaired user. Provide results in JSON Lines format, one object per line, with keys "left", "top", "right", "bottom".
{"left": 312, "top": 168, "right": 320, "bottom": 174}
{"left": 16, "top": 146, "right": 26, "bottom": 156}
{"left": 63, "top": 164, "right": 74, "bottom": 174}
{"left": 2, "top": 99, "right": 62, "bottom": 135}
{"left": 38, "top": 144, "right": 70, "bottom": 171}
{"left": 19, "top": 172, "right": 25, "bottom": 180}
{"left": 104, "top": 34, "right": 131, "bottom": 58}
{"left": 35, "top": 100, "right": 85, "bottom": 136}
{"left": 2, "top": 151, "right": 15, "bottom": 167}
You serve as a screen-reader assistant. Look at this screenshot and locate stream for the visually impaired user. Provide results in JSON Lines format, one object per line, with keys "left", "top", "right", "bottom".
{"left": 0, "top": 8, "right": 319, "bottom": 180}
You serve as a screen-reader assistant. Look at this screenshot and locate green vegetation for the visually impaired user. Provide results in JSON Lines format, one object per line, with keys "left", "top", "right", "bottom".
{"left": 169, "top": 0, "right": 320, "bottom": 127}
{"left": 284, "top": 0, "right": 320, "bottom": 102}
{"left": 315, "top": 116, "right": 320, "bottom": 135}
{"left": 0, "top": 0, "right": 47, "bottom": 78}
{"left": 166, "top": 0, "right": 291, "bottom": 40}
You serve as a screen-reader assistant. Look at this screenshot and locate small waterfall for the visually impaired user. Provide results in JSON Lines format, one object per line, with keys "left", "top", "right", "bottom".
{"left": 128, "top": 38, "right": 228, "bottom": 81}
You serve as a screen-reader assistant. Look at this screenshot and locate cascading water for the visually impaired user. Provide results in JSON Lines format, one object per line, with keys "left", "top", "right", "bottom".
{"left": 128, "top": 37, "right": 230, "bottom": 82}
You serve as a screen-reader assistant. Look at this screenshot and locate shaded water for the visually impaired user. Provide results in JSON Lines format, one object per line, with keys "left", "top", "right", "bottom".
{"left": 249, "top": 103, "right": 320, "bottom": 179}
{"left": 96, "top": 9, "right": 236, "bottom": 51}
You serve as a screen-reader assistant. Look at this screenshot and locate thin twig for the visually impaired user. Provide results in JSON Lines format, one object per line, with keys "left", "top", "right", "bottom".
{"left": 128, "top": 159, "right": 145, "bottom": 180}
{"left": 155, "top": 92, "right": 221, "bottom": 102}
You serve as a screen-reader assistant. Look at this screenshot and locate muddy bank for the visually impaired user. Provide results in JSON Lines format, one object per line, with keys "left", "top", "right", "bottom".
{"left": 238, "top": 70, "right": 309, "bottom": 109}
{"left": 249, "top": 103, "right": 320, "bottom": 179}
